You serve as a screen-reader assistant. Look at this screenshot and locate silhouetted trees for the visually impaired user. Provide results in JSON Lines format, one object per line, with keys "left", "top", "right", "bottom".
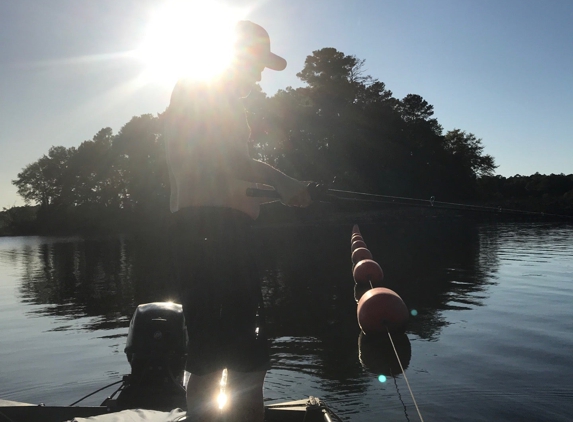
{"left": 12, "top": 46, "right": 570, "bottom": 235}
{"left": 246, "top": 48, "right": 496, "bottom": 199}
{"left": 477, "top": 173, "right": 573, "bottom": 215}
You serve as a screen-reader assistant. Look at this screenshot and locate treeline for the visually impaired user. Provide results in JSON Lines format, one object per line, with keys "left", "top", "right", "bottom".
{"left": 243, "top": 48, "right": 496, "bottom": 200}
{"left": 478, "top": 173, "right": 573, "bottom": 216}
{"left": 2, "top": 48, "right": 570, "bottom": 235}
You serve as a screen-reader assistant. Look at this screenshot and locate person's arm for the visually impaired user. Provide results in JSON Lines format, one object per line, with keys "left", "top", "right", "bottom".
{"left": 228, "top": 155, "right": 311, "bottom": 207}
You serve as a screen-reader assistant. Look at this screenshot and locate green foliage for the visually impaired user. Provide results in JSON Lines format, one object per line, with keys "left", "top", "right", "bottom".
{"left": 0, "top": 205, "right": 38, "bottom": 235}
{"left": 112, "top": 114, "right": 169, "bottom": 213}
{"left": 13, "top": 146, "right": 76, "bottom": 206}
{"left": 477, "top": 173, "right": 573, "bottom": 215}
{"left": 11, "top": 116, "right": 169, "bottom": 234}
{"left": 297, "top": 47, "right": 369, "bottom": 91}
{"left": 444, "top": 130, "right": 496, "bottom": 178}
{"left": 247, "top": 48, "right": 497, "bottom": 199}
{"left": 18, "top": 46, "right": 569, "bottom": 233}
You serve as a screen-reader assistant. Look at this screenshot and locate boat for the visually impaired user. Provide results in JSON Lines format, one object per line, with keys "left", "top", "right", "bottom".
{"left": 0, "top": 397, "right": 340, "bottom": 422}
{"left": 0, "top": 302, "right": 342, "bottom": 422}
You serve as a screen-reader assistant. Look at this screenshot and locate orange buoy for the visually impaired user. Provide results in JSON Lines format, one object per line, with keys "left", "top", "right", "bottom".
{"left": 357, "top": 288, "right": 409, "bottom": 334}
{"left": 351, "top": 234, "right": 363, "bottom": 244}
{"left": 352, "top": 247, "right": 372, "bottom": 264}
{"left": 351, "top": 240, "right": 367, "bottom": 252}
{"left": 353, "top": 259, "right": 384, "bottom": 285}
{"left": 352, "top": 224, "right": 361, "bottom": 235}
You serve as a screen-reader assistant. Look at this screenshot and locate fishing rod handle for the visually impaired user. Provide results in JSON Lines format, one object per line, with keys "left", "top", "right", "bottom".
{"left": 245, "top": 187, "right": 281, "bottom": 198}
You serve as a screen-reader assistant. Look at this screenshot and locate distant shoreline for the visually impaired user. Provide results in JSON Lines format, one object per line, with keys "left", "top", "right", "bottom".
{"left": 2, "top": 201, "right": 570, "bottom": 238}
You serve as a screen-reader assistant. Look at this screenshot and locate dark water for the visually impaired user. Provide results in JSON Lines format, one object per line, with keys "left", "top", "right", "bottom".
{"left": 1, "top": 220, "right": 572, "bottom": 421}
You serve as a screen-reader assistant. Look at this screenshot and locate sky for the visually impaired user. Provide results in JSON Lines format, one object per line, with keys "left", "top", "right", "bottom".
{"left": 1, "top": 0, "right": 572, "bottom": 209}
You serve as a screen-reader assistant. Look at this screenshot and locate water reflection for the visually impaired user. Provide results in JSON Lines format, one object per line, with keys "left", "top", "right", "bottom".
{"left": 8, "top": 222, "right": 499, "bottom": 336}
{"left": 18, "top": 238, "right": 129, "bottom": 325}
{"left": 367, "top": 221, "right": 500, "bottom": 340}
{"left": 7, "top": 220, "right": 500, "bottom": 395}
{"left": 2, "top": 222, "right": 572, "bottom": 420}
{"left": 253, "top": 220, "right": 500, "bottom": 396}
{"left": 358, "top": 332, "right": 411, "bottom": 377}
{"left": 253, "top": 221, "right": 499, "bottom": 342}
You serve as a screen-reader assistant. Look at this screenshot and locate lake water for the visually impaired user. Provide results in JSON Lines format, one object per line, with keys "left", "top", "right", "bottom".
{"left": 0, "top": 220, "right": 572, "bottom": 421}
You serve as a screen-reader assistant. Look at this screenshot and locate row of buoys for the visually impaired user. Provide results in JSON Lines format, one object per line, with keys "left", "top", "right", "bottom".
{"left": 351, "top": 224, "right": 409, "bottom": 335}
{"left": 351, "top": 227, "right": 422, "bottom": 419}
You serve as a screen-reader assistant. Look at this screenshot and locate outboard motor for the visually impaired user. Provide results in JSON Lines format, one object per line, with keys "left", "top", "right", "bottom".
{"left": 116, "top": 302, "right": 189, "bottom": 411}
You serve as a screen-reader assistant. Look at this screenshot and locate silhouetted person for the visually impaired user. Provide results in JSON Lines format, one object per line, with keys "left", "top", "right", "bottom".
{"left": 164, "top": 21, "right": 311, "bottom": 422}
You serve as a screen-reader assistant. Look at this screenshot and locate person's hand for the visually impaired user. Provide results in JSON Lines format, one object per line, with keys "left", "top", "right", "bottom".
{"left": 275, "top": 177, "right": 312, "bottom": 207}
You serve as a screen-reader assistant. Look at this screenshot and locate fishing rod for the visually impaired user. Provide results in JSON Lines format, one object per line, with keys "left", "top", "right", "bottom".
{"left": 246, "top": 185, "right": 573, "bottom": 219}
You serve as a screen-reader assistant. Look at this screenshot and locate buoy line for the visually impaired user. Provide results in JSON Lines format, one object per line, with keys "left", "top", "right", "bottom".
{"left": 328, "top": 188, "right": 572, "bottom": 219}
{"left": 387, "top": 327, "right": 424, "bottom": 422}
{"left": 351, "top": 224, "right": 418, "bottom": 422}
{"left": 246, "top": 186, "right": 572, "bottom": 219}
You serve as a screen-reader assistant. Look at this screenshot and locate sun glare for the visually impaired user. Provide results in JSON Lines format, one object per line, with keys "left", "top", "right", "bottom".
{"left": 136, "top": 1, "right": 245, "bottom": 85}
{"left": 217, "top": 368, "right": 228, "bottom": 410}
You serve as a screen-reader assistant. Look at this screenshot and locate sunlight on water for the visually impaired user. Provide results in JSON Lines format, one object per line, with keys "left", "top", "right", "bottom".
{"left": 217, "top": 369, "right": 228, "bottom": 410}
{"left": 217, "top": 392, "right": 228, "bottom": 410}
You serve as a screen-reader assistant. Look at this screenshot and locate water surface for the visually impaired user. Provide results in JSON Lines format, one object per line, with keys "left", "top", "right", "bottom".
{"left": 0, "top": 221, "right": 572, "bottom": 421}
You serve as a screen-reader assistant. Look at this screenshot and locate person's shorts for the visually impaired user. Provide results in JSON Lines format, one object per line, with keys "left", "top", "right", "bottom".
{"left": 168, "top": 206, "right": 270, "bottom": 376}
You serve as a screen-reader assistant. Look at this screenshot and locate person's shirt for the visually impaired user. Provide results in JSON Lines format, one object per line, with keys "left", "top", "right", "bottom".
{"left": 163, "top": 76, "right": 270, "bottom": 220}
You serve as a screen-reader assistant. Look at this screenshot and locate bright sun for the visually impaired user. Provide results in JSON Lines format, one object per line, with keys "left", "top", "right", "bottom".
{"left": 136, "top": 1, "right": 245, "bottom": 86}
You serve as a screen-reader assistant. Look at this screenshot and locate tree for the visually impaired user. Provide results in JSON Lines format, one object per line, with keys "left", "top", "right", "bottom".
{"left": 111, "top": 114, "right": 169, "bottom": 214}
{"left": 67, "top": 127, "right": 119, "bottom": 207}
{"left": 397, "top": 94, "right": 442, "bottom": 135}
{"left": 443, "top": 130, "right": 497, "bottom": 178}
{"left": 13, "top": 161, "right": 49, "bottom": 206}
{"left": 252, "top": 48, "right": 483, "bottom": 197}
{"left": 296, "top": 47, "right": 369, "bottom": 91}
{"left": 12, "top": 145, "right": 77, "bottom": 207}
{"left": 12, "top": 45, "right": 505, "bottom": 235}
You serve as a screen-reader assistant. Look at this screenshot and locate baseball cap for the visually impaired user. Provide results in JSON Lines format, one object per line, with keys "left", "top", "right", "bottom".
{"left": 235, "top": 21, "right": 287, "bottom": 71}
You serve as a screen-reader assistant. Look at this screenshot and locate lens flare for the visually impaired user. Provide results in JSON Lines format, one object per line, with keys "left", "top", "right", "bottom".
{"left": 410, "top": 309, "right": 418, "bottom": 316}
{"left": 378, "top": 375, "right": 387, "bottom": 383}
{"left": 136, "top": 0, "right": 247, "bottom": 86}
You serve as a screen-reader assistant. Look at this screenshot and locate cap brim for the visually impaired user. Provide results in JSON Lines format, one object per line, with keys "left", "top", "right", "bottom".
{"left": 265, "top": 52, "right": 287, "bottom": 71}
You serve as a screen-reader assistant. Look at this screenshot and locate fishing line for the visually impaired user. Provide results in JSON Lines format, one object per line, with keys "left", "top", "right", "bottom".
{"left": 247, "top": 186, "right": 572, "bottom": 219}
{"left": 328, "top": 188, "right": 572, "bottom": 219}
{"left": 68, "top": 379, "right": 124, "bottom": 407}
{"left": 387, "top": 328, "right": 424, "bottom": 422}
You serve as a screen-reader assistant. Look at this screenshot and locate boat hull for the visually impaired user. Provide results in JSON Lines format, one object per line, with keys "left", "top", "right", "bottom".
{"left": 0, "top": 397, "right": 339, "bottom": 422}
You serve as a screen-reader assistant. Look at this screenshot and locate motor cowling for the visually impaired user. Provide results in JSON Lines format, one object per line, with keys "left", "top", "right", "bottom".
{"left": 124, "top": 302, "right": 188, "bottom": 385}
{"left": 114, "top": 302, "right": 189, "bottom": 411}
